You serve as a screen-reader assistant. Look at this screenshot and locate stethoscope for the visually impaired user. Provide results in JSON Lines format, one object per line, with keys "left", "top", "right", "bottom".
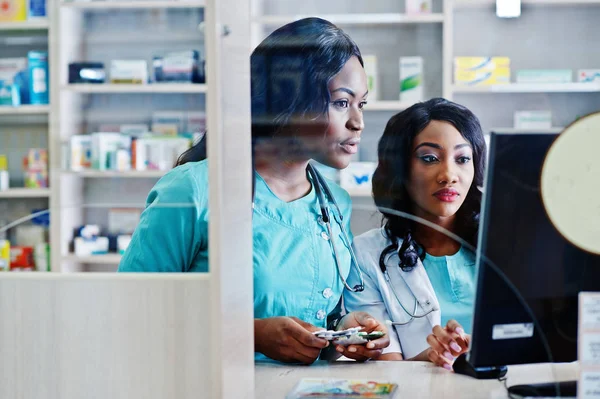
{"left": 379, "top": 247, "right": 438, "bottom": 325}
{"left": 306, "top": 164, "right": 365, "bottom": 293}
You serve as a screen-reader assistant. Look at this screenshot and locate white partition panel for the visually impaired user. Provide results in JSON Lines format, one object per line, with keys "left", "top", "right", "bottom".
{"left": 0, "top": 274, "right": 211, "bottom": 399}
{"left": 205, "top": 0, "right": 254, "bottom": 398}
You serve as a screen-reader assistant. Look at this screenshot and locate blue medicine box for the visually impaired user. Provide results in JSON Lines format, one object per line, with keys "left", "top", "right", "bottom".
{"left": 28, "top": 51, "right": 49, "bottom": 105}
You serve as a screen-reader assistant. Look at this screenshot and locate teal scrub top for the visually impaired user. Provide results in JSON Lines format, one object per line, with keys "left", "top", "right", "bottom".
{"left": 422, "top": 247, "right": 477, "bottom": 334}
{"left": 118, "top": 160, "right": 354, "bottom": 357}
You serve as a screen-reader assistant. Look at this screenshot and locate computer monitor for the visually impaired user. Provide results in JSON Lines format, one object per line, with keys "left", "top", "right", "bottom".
{"left": 465, "top": 132, "right": 600, "bottom": 392}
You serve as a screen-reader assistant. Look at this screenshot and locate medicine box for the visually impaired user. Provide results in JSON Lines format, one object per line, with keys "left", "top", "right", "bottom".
{"left": 454, "top": 57, "right": 511, "bottom": 71}
{"left": 28, "top": 51, "right": 49, "bottom": 104}
{"left": 455, "top": 68, "right": 510, "bottom": 86}
{"left": 362, "top": 55, "right": 379, "bottom": 101}
{"left": 400, "top": 57, "right": 424, "bottom": 102}
{"left": 578, "top": 70, "right": 600, "bottom": 83}
{"left": 514, "top": 110, "right": 552, "bottom": 130}
{"left": 516, "top": 70, "right": 572, "bottom": 84}
{"left": 340, "top": 162, "right": 377, "bottom": 193}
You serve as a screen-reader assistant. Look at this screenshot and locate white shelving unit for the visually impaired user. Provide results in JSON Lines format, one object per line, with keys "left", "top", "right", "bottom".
{"left": 366, "top": 101, "right": 415, "bottom": 112}
{"left": 62, "top": 83, "right": 208, "bottom": 94}
{"left": 451, "top": 0, "right": 600, "bottom": 135}
{"left": 63, "top": 170, "right": 167, "bottom": 178}
{"left": 255, "top": 13, "right": 445, "bottom": 26}
{"left": 453, "top": 83, "right": 600, "bottom": 94}
{"left": 250, "top": 0, "right": 600, "bottom": 237}
{"left": 0, "top": 19, "right": 50, "bottom": 31}
{"left": 491, "top": 127, "right": 565, "bottom": 134}
{"left": 0, "top": 105, "right": 50, "bottom": 115}
{"left": 62, "top": 253, "right": 122, "bottom": 264}
{"left": 14, "top": 0, "right": 596, "bottom": 271}
{"left": 0, "top": 10, "right": 53, "bottom": 273}
{"left": 53, "top": 1, "right": 207, "bottom": 272}
{"left": 455, "top": 0, "right": 600, "bottom": 7}
{"left": 60, "top": 0, "right": 205, "bottom": 9}
{"left": 0, "top": 188, "right": 51, "bottom": 198}
{"left": 345, "top": 188, "right": 371, "bottom": 198}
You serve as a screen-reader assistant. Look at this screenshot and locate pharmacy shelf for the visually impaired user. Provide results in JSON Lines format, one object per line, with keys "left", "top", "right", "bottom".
{"left": 0, "top": 188, "right": 51, "bottom": 198}
{"left": 346, "top": 188, "right": 372, "bottom": 198}
{"left": 86, "top": 31, "right": 204, "bottom": 44}
{"left": 255, "top": 13, "right": 445, "bottom": 26}
{"left": 0, "top": 105, "right": 50, "bottom": 115}
{"left": 490, "top": 127, "right": 565, "bottom": 134}
{"left": 63, "top": 253, "right": 122, "bottom": 264}
{"left": 366, "top": 101, "right": 413, "bottom": 112}
{"left": 61, "top": 0, "right": 204, "bottom": 9}
{"left": 62, "top": 84, "right": 207, "bottom": 94}
{"left": 452, "top": 83, "right": 600, "bottom": 93}
{"left": 0, "top": 20, "right": 49, "bottom": 31}
{"left": 64, "top": 170, "right": 167, "bottom": 178}
{"left": 455, "top": 0, "right": 600, "bottom": 7}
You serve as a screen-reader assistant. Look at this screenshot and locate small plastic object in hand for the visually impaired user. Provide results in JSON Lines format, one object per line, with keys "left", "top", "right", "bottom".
{"left": 313, "top": 327, "right": 385, "bottom": 346}
{"left": 312, "top": 327, "right": 362, "bottom": 340}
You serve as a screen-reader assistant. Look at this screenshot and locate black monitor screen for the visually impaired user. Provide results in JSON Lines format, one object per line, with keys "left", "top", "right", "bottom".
{"left": 469, "top": 132, "right": 600, "bottom": 367}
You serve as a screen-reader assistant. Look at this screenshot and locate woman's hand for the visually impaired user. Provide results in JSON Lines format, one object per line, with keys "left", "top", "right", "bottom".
{"left": 425, "top": 319, "right": 470, "bottom": 370}
{"left": 333, "top": 311, "right": 390, "bottom": 362}
{"left": 254, "top": 317, "right": 329, "bottom": 364}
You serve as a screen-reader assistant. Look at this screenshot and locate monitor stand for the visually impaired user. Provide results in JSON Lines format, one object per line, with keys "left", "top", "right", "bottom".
{"left": 453, "top": 355, "right": 577, "bottom": 397}
{"left": 507, "top": 381, "right": 577, "bottom": 398}
{"left": 452, "top": 354, "right": 508, "bottom": 379}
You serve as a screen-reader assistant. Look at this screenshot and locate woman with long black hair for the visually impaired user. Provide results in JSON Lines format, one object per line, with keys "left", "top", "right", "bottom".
{"left": 344, "top": 98, "right": 486, "bottom": 368}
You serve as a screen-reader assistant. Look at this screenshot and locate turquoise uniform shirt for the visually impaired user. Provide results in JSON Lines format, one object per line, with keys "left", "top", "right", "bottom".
{"left": 118, "top": 160, "right": 354, "bottom": 359}
{"left": 422, "top": 247, "right": 477, "bottom": 334}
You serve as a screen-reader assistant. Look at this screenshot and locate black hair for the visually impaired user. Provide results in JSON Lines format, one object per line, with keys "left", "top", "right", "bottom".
{"left": 176, "top": 17, "right": 363, "bottom": 166}
{"left": 372, "top": 98, "right": 486, "bottom": 272}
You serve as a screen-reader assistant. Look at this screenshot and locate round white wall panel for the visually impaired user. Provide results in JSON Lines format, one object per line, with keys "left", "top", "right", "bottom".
{"left": 541, "top": 112, "right": 600, "bottom": 255}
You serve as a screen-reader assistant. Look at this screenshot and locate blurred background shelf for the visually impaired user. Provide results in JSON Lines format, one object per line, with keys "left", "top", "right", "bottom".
{"left": 63, "top": 170, "right": 167, "bottom": 178}
{"left": 453, "top": 83, "right": 600, "bottom": 94}
{"left": 63, "top": 253, "right": 122, "bottom": 264}
{"left": 255, "top": 13, "right": 445, "bottom": 26}
{"left": 455, "top": 0, "right": 600, "bottom": 7}
{"left": 0, "top": 105, "right": 50, "bottom": 115}
{"left": 60, "top": 0, "right": 205, "bottom": 9}
{"left": 346, "top": 188, "right": 372, "bottom": 198}
{"left": 491, "top": 127, "right": 565, "bottom": 134}
{"left": 0, "top": 188, "right": 51, "bottom": 198}
{"left": 62, "top": 84, "right": 208, "bottom": 94}
{"left": 366, "top": 101, "right": 414, "bottom": 112}
{"left": 0, "top": 20, "right": 49, "bottom": 31}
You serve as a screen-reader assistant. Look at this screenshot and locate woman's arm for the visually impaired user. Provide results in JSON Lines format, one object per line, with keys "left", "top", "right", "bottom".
{"left": 377, "top": 353, "right": 404, "bottom": 361}
{"left": 118, "top": 166, "right": 207, "bottom": 272}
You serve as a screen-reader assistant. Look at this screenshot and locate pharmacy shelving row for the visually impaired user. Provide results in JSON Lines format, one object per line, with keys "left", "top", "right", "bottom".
{"left": 51, "top": 0, "right": 207, "bottom": 271}
{"left": 4, "top": 0, "right": 599, "bottom": 269}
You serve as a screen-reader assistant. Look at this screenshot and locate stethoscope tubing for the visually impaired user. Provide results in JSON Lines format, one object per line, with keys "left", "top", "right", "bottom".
{"left": 307, "top": 164, "right": 365, "bottom": 293}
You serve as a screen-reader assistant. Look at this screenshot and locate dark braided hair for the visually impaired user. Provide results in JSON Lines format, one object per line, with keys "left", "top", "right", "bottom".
{"left": 373, "top": 98, "right": 486, "bottom": 272}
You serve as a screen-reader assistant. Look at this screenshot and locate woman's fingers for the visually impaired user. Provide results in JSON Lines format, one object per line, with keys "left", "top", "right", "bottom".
{"left": 432, "top": 324, "right": 463, "bottom": 356}
{"left": 444, "top": 319, "right": 469, "bottom": 351}
{"left": 427, "top": 348, "right": 453, "bottom": 371}
{"left": 426, "top": 334, "right": 454, "bottom": 364}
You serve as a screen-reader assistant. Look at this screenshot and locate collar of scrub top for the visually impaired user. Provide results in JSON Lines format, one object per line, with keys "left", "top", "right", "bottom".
{"left": 249, "top": 165, "right": 365, "bottom": 293}
{"left": 379, "top": 240, "right": 438, "bottom": 325}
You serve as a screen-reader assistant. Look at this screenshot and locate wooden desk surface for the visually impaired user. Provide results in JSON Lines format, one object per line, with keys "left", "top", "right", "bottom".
{"left": 255, "top": 360, "right": 579, "bottom": 398}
